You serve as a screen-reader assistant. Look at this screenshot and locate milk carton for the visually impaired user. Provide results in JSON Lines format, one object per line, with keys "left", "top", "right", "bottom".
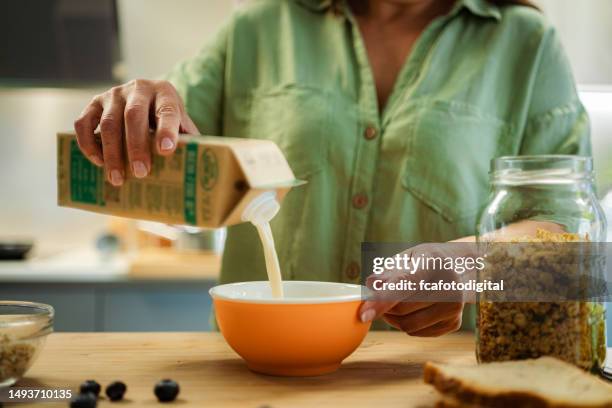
{"left": 57, "top": 132, "right": 302, "bottom": 228}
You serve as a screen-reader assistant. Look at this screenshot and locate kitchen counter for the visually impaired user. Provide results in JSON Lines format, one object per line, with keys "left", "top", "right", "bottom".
{"left": 0, "top": 247, "right": 128, "bottom": 283}
{"left": 0, "top": 248, "right": 221, "bottom": 331}
{"left": 17, "top": 332, "right": 474, "bottom": 407}
{"left": 0, "top": 247, "right": 220, "bottom": 282}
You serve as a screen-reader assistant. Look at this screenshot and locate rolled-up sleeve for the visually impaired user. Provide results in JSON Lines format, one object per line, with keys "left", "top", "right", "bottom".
{"left": 519, "top": 27, "right": 591, "bottom": 156}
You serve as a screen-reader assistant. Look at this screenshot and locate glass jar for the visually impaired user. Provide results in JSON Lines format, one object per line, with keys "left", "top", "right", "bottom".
{"left": 476, "top": 155, "right": 607, "bottom": 373}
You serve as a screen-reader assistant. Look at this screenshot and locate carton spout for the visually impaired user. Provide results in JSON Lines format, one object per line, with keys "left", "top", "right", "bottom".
{"left": 241, "top": 191, "right": 280, "bottom": 225}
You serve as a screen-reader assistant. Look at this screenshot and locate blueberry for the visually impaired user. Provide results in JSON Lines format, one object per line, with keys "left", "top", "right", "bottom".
{"left": 105, "top": 381, "right": 127, "bottom": 401}
{"left": 70, "top": 392, "right": 97, "bottom": 408}
{"left": 79, "top": 380, "right": 101, "bottom": 397}
{"left": 154, "top": 379, "right": 180, "bottom": 402}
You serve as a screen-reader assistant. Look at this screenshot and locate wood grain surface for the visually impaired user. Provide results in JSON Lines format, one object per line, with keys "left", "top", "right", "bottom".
{"left": 13, "top": 332, "right": 475, "bottom": 407}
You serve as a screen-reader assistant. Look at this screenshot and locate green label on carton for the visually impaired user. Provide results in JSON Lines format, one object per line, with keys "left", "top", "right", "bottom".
{"left": 70, "top": 140, "right": 104, "bottom": 205}
{"left": 199, "top": 148, "right": 218, "bottom": 191}
{"left": 183, "top": 142, "right": 198, "bottom": 225}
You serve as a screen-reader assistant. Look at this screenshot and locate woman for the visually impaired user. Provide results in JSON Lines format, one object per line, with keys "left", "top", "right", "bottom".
{"left": 73, "top": 0, "right": 589, "bottom": 336}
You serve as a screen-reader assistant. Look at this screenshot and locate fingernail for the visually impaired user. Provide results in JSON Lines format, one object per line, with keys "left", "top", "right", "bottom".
{"left": 360, "top": 309, "right": 376, "bottom": 323}
{"left": 160, "top": 137, "right": 174, "bottom": 152}
{"left": 132, "top": 161, "right": 148, "bottom": 178}
{"left": 110, "top": 170, "right": 124, "bottom": 186}
{"left": 90, "top": 155, "right": 104, "bottom": 167}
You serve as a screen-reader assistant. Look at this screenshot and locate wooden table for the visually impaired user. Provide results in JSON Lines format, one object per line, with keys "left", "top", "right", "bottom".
{"left": 14, "top": 332, "right": 475, "bottom": 407}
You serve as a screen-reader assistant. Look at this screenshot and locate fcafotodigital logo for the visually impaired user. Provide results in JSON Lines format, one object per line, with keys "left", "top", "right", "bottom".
{"left": 199, "top": 148, "right": 218, "bottom": 191}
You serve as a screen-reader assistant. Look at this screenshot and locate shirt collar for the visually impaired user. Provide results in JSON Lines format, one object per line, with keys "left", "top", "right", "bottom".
{"left": 453, "top": 0, "right": 501, "bottom": 21}
{"left": 295, "top": 0, "right": 501, "bottom": 21}
{"left": 295, "top": 0, "right": 333, "bottom": 12}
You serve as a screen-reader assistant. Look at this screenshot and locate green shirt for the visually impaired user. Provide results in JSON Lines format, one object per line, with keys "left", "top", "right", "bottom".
{"left": 167, "top": 0, "right": 590, "bottom": 285}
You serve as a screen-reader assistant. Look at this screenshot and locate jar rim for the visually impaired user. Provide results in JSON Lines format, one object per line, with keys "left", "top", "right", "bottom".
{"left": 491, "top": 155, "right": 593, "bottom": 185}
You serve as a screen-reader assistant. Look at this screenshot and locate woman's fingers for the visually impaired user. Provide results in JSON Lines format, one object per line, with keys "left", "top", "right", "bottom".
{"left": 124, "top": 89, "right": 153, "bottom": 178}
{"left": 408, "top": 316, "right": 462, "bottom": 337}
{"left": 154, "top": 84, "right": 182, "bottom": 155}
{"left": 359, "top": 300, "right": 398, "bottom": 323}
{"left": 74, "top": 96, "right": 104, "bottom": 167}
{"left": 75, "top": 79, "right": 192, "bottom": 183}
{"left": 100, "top": 88, "right": 127, "bottom": 186}
{"left": 384, "top": 302, "right": 432, "bottom": 316}
{"left": 383, "top": 302, "right": 464, "bottom": 335}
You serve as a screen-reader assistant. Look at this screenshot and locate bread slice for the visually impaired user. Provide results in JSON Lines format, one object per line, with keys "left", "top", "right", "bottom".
{"left": 424, "top": 357, "right": 612, "bottom": 408}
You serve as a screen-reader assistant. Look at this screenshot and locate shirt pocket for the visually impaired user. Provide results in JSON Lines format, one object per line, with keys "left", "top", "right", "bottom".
{"left": 401, "top": 101, "right": 511, "bottom": 224}
{"left": 246, "top": 85, "right": 329, "bottom": 180}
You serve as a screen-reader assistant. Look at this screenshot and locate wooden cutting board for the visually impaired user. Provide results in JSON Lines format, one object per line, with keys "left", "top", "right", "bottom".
{"left": 13, "top": 332, "right": 475, "bottom": 407}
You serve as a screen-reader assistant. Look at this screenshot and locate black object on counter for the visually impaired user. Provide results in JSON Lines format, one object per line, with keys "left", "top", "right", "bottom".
{"left": 154, "top": 379, "right": 180, "bottom": 402}
{"left": 105, "top": 381, "right": 127, "bottom": 401}
{"left": 79, "top": 380, "right": 101, "bottom": 397}
{"left": 69, "top": 392, "right": 97, "bottom": 408}
{"left": 0, "top": 242, "right": 33, "bottom": 260}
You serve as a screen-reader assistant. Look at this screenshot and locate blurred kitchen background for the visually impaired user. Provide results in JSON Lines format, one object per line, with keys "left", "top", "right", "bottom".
{"left": 0, "top": 0, "right": 611, "bottom": 334}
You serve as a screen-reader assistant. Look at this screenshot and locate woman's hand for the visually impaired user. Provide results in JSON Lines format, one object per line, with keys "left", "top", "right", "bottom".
{"left": 358, "top": 242, "right": 474, "bottom": 337}
{"left": 359, "top": 222, "right": 565, "bottom": 336}
{"left": 73, "top": 79, "right": 199, "bottom": 186}
{"left": 360, "top": 295, "right": 464, "bottom": 337}
{"left": 377, "top": 301, "right": 464, "bottom": 337}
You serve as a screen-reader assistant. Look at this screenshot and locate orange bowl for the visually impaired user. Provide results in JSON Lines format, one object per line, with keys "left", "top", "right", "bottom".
{"left": 210, "top": 281, "right": 371, "bottom": 376}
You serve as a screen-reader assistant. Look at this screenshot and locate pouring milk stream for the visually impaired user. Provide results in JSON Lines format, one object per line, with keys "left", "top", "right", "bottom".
{"left": 241, "top": 191, "right": 284, "bottom": 298}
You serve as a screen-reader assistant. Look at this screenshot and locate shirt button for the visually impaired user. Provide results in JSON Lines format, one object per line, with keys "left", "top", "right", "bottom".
{"left": 346, "top": 262, "right": 361, "bottom": 280}
{"left": 352, "top": 193, "right": 369, "bottom": 209}
{"left": 364, "top": 126, "right": 378, "bottom": 140}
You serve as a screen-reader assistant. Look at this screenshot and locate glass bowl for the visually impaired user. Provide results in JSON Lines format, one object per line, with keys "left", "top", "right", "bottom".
{"left": 0, "top": 301, "right": 54, "bottom": 387}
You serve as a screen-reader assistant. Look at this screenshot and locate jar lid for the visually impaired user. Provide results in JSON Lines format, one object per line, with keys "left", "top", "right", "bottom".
{"left": 491, "top": 155, "right": 593, "bottom": 185}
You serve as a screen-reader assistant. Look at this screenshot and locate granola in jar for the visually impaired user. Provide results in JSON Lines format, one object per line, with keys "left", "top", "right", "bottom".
{"left": 477, "top": 229, "right": 607, "bottom": 370}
